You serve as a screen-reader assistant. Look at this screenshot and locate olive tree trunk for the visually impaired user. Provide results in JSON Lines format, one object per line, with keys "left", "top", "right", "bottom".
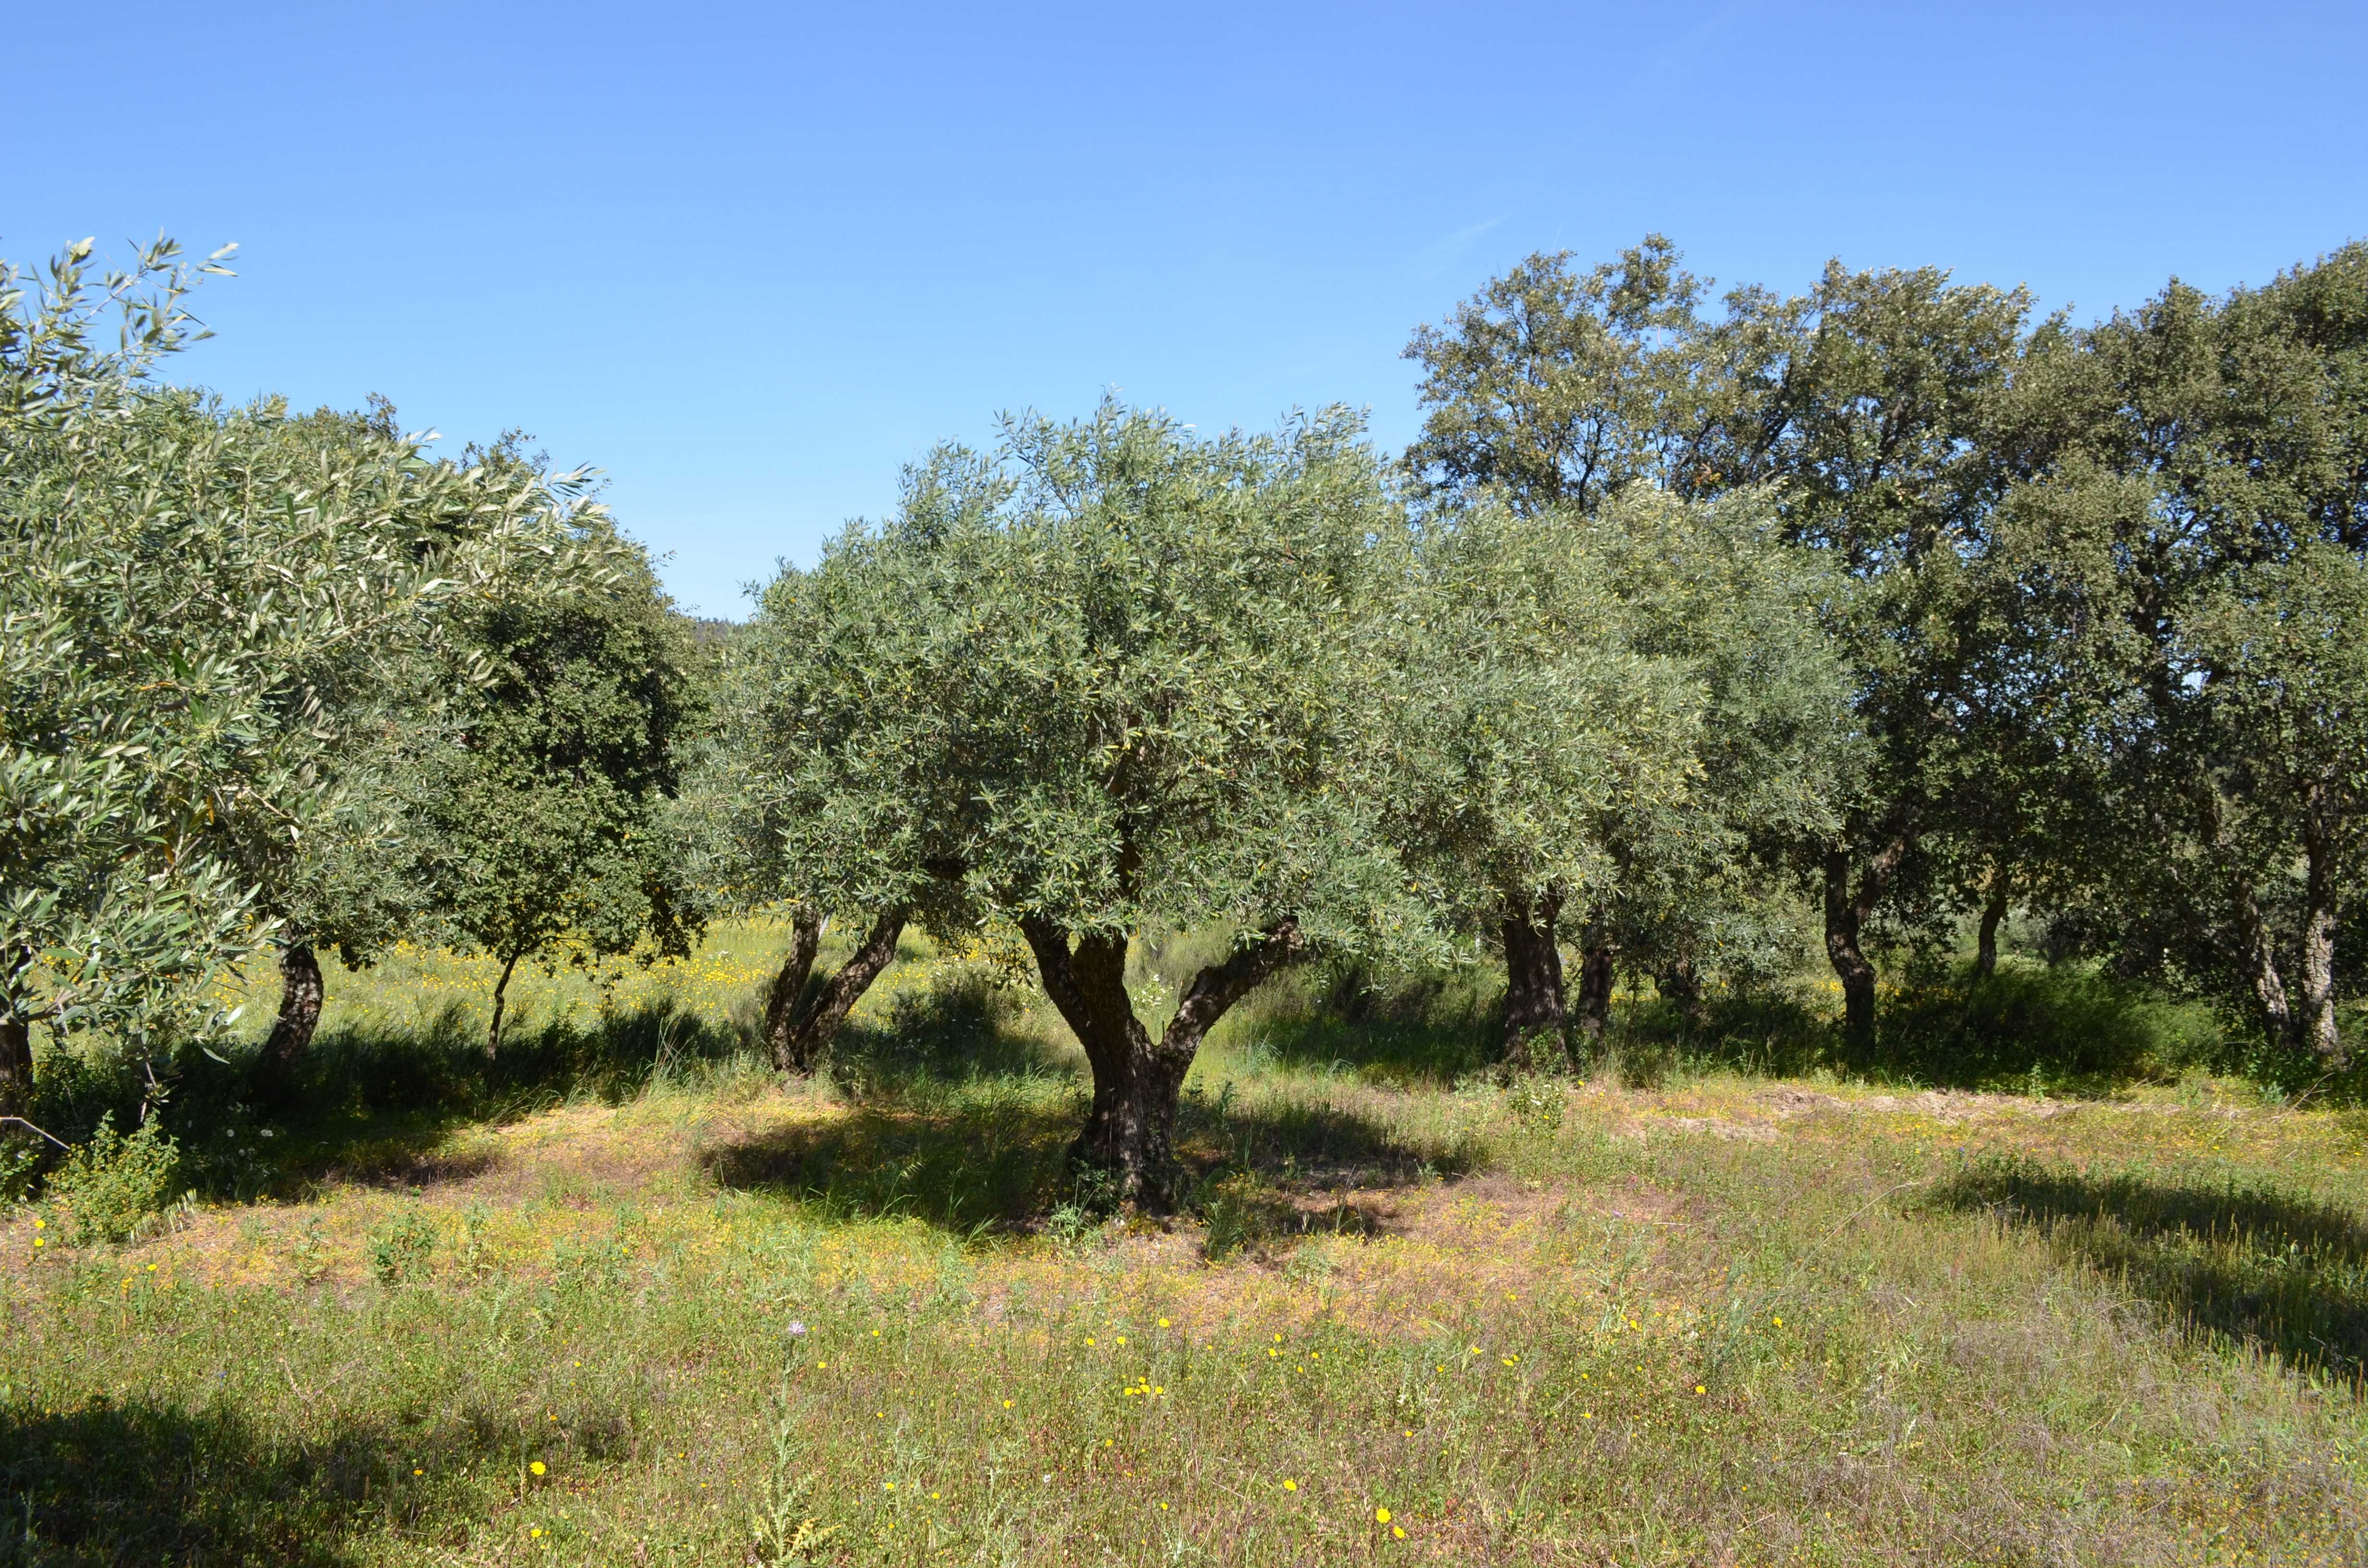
{"left": 1658, "top": 953, "right": 1706, "bottom": 1033}
{"left": 1573, "top": 913, "right": 1615, "bottom": 1053}
{"left": 0, "top": 951, "right": 37, "bottom": 1120}
{"left": 1498, "top": 889, "right": 1566, "bottom": 1068}
{"left": 766, "top": 906, "right": 908, "bottom": 1075}
{"left": 0, "top": 1015, "right": 30, "bottom": 1122}
{"left": 1022, "top": 915, "right": 1306, "bottom": 1213}
{"left": 1973, "top": 870, "right": 2010, "bottom": 982}
{"left": 1823, "top": 821, "right": 1912, "bottom": 1044}
{"left": 486, "top": 950, "right": 524, "bottom": 1059}
{"left": 262, "top": 943, "right": 325, "bottom": 1071}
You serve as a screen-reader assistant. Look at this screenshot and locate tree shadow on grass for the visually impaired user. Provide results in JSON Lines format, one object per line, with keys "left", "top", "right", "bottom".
{"left": 1931, "top": 1157, "right": 2368, "bottom": 1385}
{"left": 702, "top": 1084, "right": 1477, "bottom": 1239}
{"left": 0, "top": 1399, "right": 453, "bottom": 1566}
{"left": 1213, "top": 967, "right": 1499, "bottom": 1087}
{"left": 157, "top": 998, "right": 757, "bottom": 1202}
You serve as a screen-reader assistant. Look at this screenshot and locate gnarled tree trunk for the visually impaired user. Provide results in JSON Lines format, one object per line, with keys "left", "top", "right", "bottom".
{"left": 486, "top": 950, "right": 523, "bottom": 1059}
{"left": 1823, "top": 821, "right": 1912, "bottom": 1045}
{"left": 1574, "top": 912, "right": 1615, "bottom": 1054}
{"left": 0, "top": 1015, "right": 31, "bottom": 1122}
{"left": 1023, "top": 914, "right": 1305, "bottom": 1212}
{"left": 762, "top": 907, "right": 826, "bottom": 1070}
{"left": 263, "top": 943, "right": 325, "bottom": 1071}
{"left": 769, "top": 906, "right": 908, "bottom": 1075}
{"left": 1973, "top": 870, "right": 2010, "bottom": 982}
{"left": 1499, "top": 888, "right": 1566, "bottom": 1068}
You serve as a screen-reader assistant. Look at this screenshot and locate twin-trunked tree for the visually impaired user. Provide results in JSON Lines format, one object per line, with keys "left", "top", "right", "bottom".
{"left": 738, "top": 402, "right": 1418, "bottom": 1206}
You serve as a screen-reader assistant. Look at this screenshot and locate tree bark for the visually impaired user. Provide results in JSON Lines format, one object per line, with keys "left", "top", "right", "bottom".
{"left": 486, "top": 950, "right": 523, "bottom": 1059}
{"left": 1573, "top": 913, "right": 1615, "bottom": 1053}
{"left": 1822, "top": 818, "right": 1915, "bottom": 1044}
{"left": 2294, "top": 780, "right": 2344, "bottom": 1063}
{"left": 2196, "top": 782, "right": 2295, "bottom": 1051}
{"left": 1499, "top": 888, "right": 1566, "bottom": 1068}
{"left": 1822, "top": 857, "right": 1879, "bottom": 1042}
{"left": 1973, "top": 870, "right": 2010, "bottom": 982}
{"left": 1658, "top": 953, "right": 1706, "bottom": 1033}
{"left": 1, "top": 952, "right": 37, "bottom": 1119}
{"left": 762, "top": 906, "right": 826, "bottom": 1071}
{"left": 775, "top": 906, "right": 908, "bottom": 1075}
{"left": 2231, "top": 868, "right": 2293, "bottom": 1047}
{"left": 1023, "top": 914, "right": 1306, "bottom": 1213}
{"left": 262, "top": 943, "right": 325, "bottom": 1071}
{"left": 0, "top": 1014, "right": 31, "bottom": 1122}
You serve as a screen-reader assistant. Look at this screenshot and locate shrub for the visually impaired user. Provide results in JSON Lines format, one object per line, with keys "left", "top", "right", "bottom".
{"left": 366, "top": 1210, "right": 438, "bottom": 1285}
{"left": 1878, "top": 963, "right": 2224, "bottom": 1089}
{"left": 48, "top": 1113, "right": 181, "bottom": 1245}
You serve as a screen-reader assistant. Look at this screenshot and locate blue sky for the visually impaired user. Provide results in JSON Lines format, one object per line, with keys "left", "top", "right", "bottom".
{"left": 9, "top": 1, "right": 2363, "bottom": 617}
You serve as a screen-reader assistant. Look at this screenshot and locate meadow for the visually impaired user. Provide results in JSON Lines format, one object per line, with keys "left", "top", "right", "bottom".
{"left": 4, "top": 921, "right": 2366, "bottom": 1566}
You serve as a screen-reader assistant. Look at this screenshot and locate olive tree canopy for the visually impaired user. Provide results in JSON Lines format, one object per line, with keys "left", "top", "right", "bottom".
{"left": 756, "top": 400, "right": 1422, "bottom": 1206}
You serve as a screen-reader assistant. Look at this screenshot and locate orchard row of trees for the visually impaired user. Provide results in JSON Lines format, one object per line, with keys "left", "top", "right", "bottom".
{"left": 0, "top": 239, "right": 701, "bottom": 1135}
{"left": 4, "top": 232, "right": 2364, "bottom": 1208}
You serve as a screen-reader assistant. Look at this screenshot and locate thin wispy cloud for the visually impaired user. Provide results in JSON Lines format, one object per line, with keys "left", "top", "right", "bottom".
{"left": 1412, "top": 214, "right": 1509, "bottom": 279}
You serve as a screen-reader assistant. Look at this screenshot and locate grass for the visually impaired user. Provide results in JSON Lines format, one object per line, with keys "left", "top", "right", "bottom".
{"left": 3, "top": 927, "right": 2366, "bottom": 1564}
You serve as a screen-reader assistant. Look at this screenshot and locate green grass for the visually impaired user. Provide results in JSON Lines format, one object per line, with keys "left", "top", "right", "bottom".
{"left": 3, "top": 929, "right": 2366, "bottom": 1564}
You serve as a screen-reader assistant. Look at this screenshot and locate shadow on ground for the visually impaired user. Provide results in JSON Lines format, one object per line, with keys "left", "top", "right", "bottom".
{"left": 134, "top": 998, "right": 757, "bottom": 1203}
{"left": 1932, "top": 1156, "right": 2368, "bottom": 1384}
{"left": 703, "top": 1084, "right": 1476, "bottom": 1239}
{"left": 0, "top": 1400, "right": 423, "bottom": 1567}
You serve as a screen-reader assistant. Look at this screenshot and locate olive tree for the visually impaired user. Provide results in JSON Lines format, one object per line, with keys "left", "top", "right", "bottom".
{"left": 779, "top": 401, "right": 1419, "bottom": 1206}
{"left": 725, "top": 449, "right": 1014, "bottom": 1073}
{"left": 1, "top": 237, "right": 593, "bottom": 1114}
{"left": 1377, "top": 497, "right": 1702, "bottom": 1064}
{"left": 1408, "top": 240, "right": 2043, "bottom": 1041}
{"left": 1570, "top": 488, "right": 1852, "bottom": 1037}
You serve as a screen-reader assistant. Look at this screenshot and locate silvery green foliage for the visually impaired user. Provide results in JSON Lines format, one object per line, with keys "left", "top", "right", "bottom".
{"left": 0, "top": 236, "right": 608, "bottom": 1064}
{"left": 738, "top": 398, "right": 1433, "bottom": 962}
{"left": 1375, "top": 496, "right": 1703, "bottom": 947}
{"left": 1378, "top": 484, "right": 1848, "bottom": 1007}
{"left": 1574, "top": 487, "right": 1853, "bottom": 983}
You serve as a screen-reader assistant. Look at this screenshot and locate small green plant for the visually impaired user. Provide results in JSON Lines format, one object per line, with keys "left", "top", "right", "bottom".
{"left": 0, "top": 1130, "right": 45, "bottom": 1205}
{"left": 750, "top": 1378, "right": 839, "bottom": 1563}
{"left": 456, "top": 1200, "right": 494, "bottom": 1276}
{"left": 289, "top": 1215, "right": 330, "bottom": 1282}
{"left": 1610, "top": 1041, "right": 1676, "bottom": 1090}
{"left": 366, "top": 1210, "right": 438, "bottom": 1285}
{"left": 1505, "top": 1071, "right": 1567, "bottom": 1131}
{"left": 49, "top": 1112, "right": 180, "bottom": 1245}
{"left": 1043, "top": 1200, "right": 1097, "bottom": 1250}
{"left": 551, "top": 1233, "right": 632, "bottom": 1290}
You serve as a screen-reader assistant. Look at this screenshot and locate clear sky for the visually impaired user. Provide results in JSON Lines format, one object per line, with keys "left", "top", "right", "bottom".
{"left": 9, "top": 0, "right": 2363, "bottom": 617}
